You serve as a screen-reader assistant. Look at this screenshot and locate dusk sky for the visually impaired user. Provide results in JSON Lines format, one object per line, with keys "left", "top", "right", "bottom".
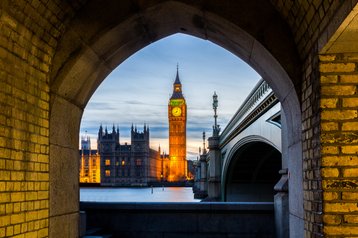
{"left": 80, "top": 33, "right": 261, "bottom": 160}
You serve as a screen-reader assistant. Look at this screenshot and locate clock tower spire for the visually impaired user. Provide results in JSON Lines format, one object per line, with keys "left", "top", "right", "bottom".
{"left": 168, "top": 65, "right": 187, "bottom": 181}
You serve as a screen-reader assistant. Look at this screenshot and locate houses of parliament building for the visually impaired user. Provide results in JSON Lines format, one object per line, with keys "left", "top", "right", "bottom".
{"left": 79, "top": 68, "right": 190, "bottom": 186}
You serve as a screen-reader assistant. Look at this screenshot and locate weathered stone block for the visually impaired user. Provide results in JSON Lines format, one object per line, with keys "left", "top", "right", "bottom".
{"left": 323, "top": 215, "right": 341, "bottom": 225}
{"left": 320, "top": 98, "right": 338, "bottom": 108}
{"left": 323, "top": 191, "right": 339, "bottom": 201}
{"left": 344, "top": 215, "right": 358, "bottom": 224}
{"left": 321, "top": 85, "right": 356, "bottom": 96}
{"left": 343, "top": 168, "right": 358, "bottom": 177}
{"left": 321, "top": 110, "right": 357, "bottom": 120}
{"left": 321, "top": 146, "right": 339, "bottom": 155}
{"left": 321, "top": 122, "right": 338, "bottom": 131}
{"left": 342, "top": 98, "right": 358, "bottom": 108}
{"left": 340, "top": 75, "right": 358, "bottom": 83}
{"left": 319, "top": 55, "right": 337, "bottom": 62}
{"left": 321, "top": 168, "right": 339, "bottom": 177}
{"left": 342, "top": 192, "right": 358, "bottom": 200}
{"left": 320, "top": 75, "right": 338, "bottom": 83}
{"left": 324, "top": 225, "right": 358, "bottom": 235}
{"left": 324, "top": 202, "right": 358, "bottom": 212}
{"left": 319, "top": 63, "right": 356, "bottom": 73}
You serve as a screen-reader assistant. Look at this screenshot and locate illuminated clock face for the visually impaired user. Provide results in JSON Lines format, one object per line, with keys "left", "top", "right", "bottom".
{"left": 172, "top": 107, "right": 182, "bottom": 116}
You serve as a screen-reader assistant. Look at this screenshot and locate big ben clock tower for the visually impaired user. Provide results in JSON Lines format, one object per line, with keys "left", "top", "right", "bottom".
{"left": 168, "top": 66, "right": 187, "bottom": 181}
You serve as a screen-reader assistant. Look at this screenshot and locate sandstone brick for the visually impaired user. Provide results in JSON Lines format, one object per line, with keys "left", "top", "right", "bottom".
{"left": 0, "top": 193, "right": 10, "bottom": 203}
{"left": 341, "top": 146, "right": 358, "bottom": 155}
{"left": 320, "top": 98, "right": 338, "bottom": 108}
{"left": 38, "top": 228, "right": 48, "bottom": 237}
{"left": 0, "top": 215, "right": 10, "bottom": 227}
{"left": 345, "top": 215, "right": 358, "bottom": 224}
{"left": 341, "top": 75, "right": 358, "bottom": 83}
{"left": 11, "top": 171, "right": 25, "bottom": 181}
{"left": 25, "top": 211, "right": 38, "bottom": 222}
{"left": 321, "top": 85, "right": 356, "bottom": 96}
{"left": 324, "top": 202, "right": 358, "bottom": 212}
{"left": 343, "top": 168, "right": 358, "bottom": 177}
{"left": 320, "top": 63, "right": 356, "bottom": 73}
{"left": 343, "top": 98, "right": 358, "bottom": 108}
{"left": 21, "top": 231, "right": 34, "bottom": 238}
{"left": 321, "top": 122, "right": 338, "bottom": 131}
{"left": 25, "top": 192, "right": 37, "bottom": 201}
{"left": 38, "top": 210, "right": 48, "bottom": 219}
{"left": 11, "top": 192, "right": 25, "bottom": 202}
{"left": 324, "top": 225, "right": 358, "bottom": 235}
{"left": 321, "top": 146, "right": 339, "bottom": 155}
{"left": 343, "top": 192, "right": 358, "bottom": 200}
{"left": 13, "top": 203, "right": 21, "bottom": 213}
{"left": 320, "top": 75, "right": 338, "bottom": 83}
{"left": 321, "top": 168, "right": 339, "bottom": 177}
{"left": 0, "top": 171, "right": 10, "bottom": 180}
{"left": 323, "top": 215, "right": 341, "bottom": 225}
{"left": 323, "top": 192, "right": 339, "bottom": 201}
{"left": 37, "top": 191, "right": 48, "bottom": 200}
{"left": 21, "top": 223, "right": 27, "bottom": 233}
{"left": 0, "top": 205, "right": 5, "bottom": 215}
{"left": 10, "top": 213, "right": 25, "bottom": 225}
{"left": 319, "top": 54, "right": 337, "bottom": 62}
{"left": 342, "top": 122, "right": 358, "bottom": 131}
{"left": 321, "top": 110, "right": 357, "bottom": 120}
{"left": 6, "top": 226, "right": 13, "bottom": 236}
{"left": 14, "top": 224, "right": 20, "bottom": 235}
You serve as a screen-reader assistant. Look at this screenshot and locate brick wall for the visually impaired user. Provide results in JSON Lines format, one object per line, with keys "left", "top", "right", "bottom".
{"left": 0, "top": 1, "right": 61, "bottom": 237}
{"left": 319, "top": 53, "right": 358, "bottom": 237}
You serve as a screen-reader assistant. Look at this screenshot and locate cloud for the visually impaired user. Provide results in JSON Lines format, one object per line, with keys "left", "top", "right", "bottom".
{"left": 85, "top": 102, "right": 117, "bottom": 111}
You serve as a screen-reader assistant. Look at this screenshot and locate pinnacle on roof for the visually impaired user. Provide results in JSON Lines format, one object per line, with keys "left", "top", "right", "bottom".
{"left": 174, "top": 64, "right": 181, "bottom": 85}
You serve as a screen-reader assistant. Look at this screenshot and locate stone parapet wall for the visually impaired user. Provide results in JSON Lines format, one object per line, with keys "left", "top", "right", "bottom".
{"left": 81, "top": 202, "right": 275, "bottom": 238}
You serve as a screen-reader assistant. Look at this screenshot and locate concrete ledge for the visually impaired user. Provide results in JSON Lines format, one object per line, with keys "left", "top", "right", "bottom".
{"left": 80, "top": 201, "right": 274, "bottom": 211}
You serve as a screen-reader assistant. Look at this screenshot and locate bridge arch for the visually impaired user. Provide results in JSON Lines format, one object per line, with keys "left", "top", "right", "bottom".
{"left": 222, "top": 136, "right": 281, "bottom": 202}
{"left": 48, "top": 1, "right": 303, "bottom": 236}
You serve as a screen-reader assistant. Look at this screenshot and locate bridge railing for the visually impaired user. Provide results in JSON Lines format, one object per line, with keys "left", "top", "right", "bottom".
{"left": 219, "top": 79, "right": 278, "bottom": 147}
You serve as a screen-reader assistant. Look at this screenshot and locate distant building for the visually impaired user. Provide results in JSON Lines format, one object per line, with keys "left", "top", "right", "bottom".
{"left": 98, "top": 124, "right": 170, "bottom": 186}
{"left": 186, "top": 159, "right": 195, "bottom": 180}
{"left": 79, "top": 135, "right": 100, "bottom": 183}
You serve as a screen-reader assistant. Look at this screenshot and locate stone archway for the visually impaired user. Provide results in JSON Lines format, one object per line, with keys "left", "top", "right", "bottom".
{"left": 49, "top": 1, "right": 303, "bottom": 236}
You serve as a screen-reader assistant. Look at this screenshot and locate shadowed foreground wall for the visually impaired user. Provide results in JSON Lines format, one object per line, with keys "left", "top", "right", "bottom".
{"left": 80, "top": 202, "right": 275, "bottom": 238}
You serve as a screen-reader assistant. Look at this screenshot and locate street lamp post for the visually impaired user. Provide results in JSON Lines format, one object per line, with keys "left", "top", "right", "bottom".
{"left": 212, "top": 92, "right": 220, "bottom": 137}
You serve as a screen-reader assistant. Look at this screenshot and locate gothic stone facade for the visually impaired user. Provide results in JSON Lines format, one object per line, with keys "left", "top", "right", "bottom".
{"left": 98, "top": 125, "right": 166, "bottom": 186}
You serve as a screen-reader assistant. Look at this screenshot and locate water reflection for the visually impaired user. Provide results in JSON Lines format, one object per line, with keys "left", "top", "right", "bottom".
{"left": 80, "top": 187, "right": 200, "bottom": 202}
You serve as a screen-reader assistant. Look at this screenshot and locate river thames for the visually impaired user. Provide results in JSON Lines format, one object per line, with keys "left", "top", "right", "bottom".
{"left": 80, "top": 187, "right": 200, "bottom": 202}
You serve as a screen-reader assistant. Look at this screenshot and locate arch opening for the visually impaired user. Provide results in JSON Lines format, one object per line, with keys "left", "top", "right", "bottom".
{"left": 49, "top": 1, "right": 303, "bottom": 236}
{"left": 225, "top": 141, "right": 281, "bottom": 202}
